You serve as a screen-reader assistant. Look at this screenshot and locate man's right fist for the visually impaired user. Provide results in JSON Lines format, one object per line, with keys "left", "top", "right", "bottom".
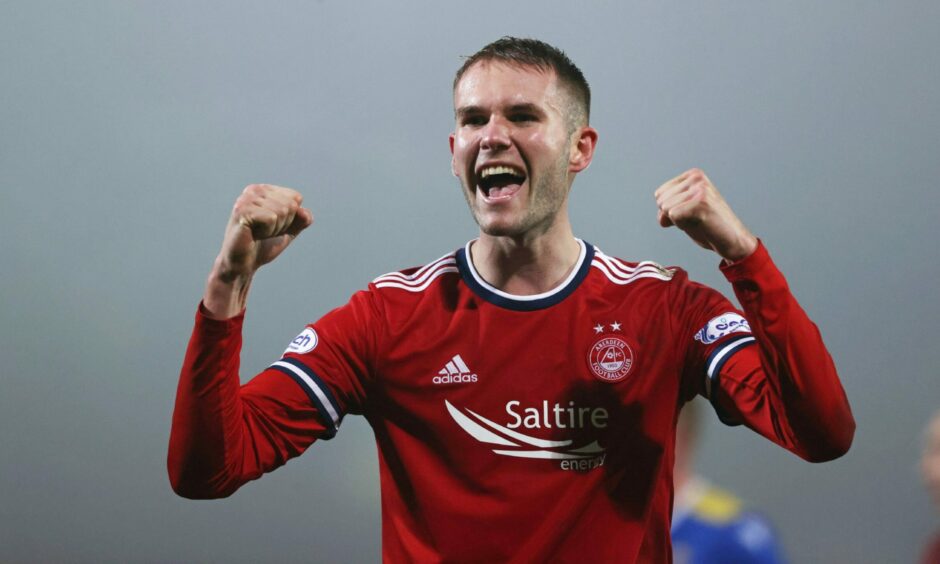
{"left": 216, "top": 184, "right": 313, "bottom": 281}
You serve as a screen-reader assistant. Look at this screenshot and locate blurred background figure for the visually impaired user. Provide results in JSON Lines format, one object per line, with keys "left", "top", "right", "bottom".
{"left": 921, "top": 410, "right": 940, "bottom": 564}
{"left": 672, "top": 399, "right": 788, "bottom": 564}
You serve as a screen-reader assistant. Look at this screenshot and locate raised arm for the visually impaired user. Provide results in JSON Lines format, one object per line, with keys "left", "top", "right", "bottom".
{"left": 657, "top": 169, "right": 855, "bottom": 461}
{"left": 203, "top": 184, "right": 313, "bottom": 319}
{"left": 168, "top": 184, "right": 318, "bottom": 498}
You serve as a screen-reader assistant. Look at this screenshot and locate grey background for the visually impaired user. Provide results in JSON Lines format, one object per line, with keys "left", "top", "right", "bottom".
{"left": 1, "top": 1, "right": 938, "bottom": 562}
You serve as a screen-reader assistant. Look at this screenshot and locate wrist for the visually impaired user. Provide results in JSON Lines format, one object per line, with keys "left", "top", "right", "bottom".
{"left": 718, "top": 233, "right": 758, "bottom": 264}
{"left": 202, "top": 259, "right": 254, "bottom": 320}
{"left": 211, "top": 252, "right": 256, "bottom": 284}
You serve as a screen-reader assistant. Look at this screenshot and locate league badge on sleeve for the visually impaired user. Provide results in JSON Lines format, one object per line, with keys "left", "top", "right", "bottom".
{"left": 693, "top": 313, "right": 751, "bottom": 345}
{"left": 285, "top": 327, "right": 318, "bottom": 355}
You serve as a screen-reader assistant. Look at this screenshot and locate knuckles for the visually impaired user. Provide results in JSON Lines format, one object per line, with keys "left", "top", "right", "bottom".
{"left": 233, "top": 184, "right": 301, "bottom": 220}
{"left": 241, "top": 183, "right": 301, "bottom": 201}
{"left": 242, "top": 183, "right": 268, "bottom": 197}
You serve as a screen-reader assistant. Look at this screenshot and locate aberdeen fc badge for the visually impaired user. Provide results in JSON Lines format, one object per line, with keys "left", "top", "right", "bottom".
{"left": 588, "top": 336, "right": 634, "bottom": 383}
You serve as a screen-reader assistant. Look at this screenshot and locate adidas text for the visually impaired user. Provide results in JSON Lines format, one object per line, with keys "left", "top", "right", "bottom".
{"left": 433, "top": 373, "right": 478, "bottom": 385}
{"left": 435, "top": 354, "right": 478, "bottom": 385}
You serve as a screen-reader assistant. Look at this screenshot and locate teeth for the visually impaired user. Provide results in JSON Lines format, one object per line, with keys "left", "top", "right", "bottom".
{"left": 480, "top": 165, "right": 523, "bottom": 178}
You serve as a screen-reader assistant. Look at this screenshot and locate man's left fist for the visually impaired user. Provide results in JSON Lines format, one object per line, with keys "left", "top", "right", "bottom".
{"left": 655, "top": 168, "right": 758, "bottom": 262}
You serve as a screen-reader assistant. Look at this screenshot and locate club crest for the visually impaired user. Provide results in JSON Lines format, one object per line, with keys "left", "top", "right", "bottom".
{"left": 588, "top": 336, "right": 634, "bottom": 383}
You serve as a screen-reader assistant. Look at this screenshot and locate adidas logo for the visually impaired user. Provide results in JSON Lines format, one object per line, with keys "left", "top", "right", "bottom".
{"left": 433, "top": 354, "right": 478, "bottom": 385}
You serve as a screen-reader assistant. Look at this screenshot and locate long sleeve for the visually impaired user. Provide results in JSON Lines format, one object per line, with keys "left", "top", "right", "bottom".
{"left": 713, "top": 242, "right": 855, "bottom": 461}
{"left": 167, "top": 305, "right": 325, "bottom": 499}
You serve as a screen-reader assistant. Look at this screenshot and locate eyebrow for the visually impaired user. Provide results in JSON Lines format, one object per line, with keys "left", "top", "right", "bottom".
{"left": 455, "top": 103, "right": 546, "bottom": 119}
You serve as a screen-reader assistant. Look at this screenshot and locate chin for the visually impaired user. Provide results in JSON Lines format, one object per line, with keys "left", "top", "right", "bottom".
{"left": 468, "top": 208, "right": 514, "bottom": 236}
{"left": 476, "top": 220, "right": 523, "bottom": 238}
{"left": 474, "top": 208, "right": 559, "bottom": 240}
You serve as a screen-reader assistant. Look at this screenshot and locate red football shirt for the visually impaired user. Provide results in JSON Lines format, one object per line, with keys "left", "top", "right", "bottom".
{"left": 169, "top": 240, "right": 854, "bottom": 562}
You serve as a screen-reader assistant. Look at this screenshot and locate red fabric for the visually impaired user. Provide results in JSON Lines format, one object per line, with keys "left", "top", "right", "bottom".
{"left": 167, "top": 305, "right": 327, "bottom": 498}
{"left": 168, "top": 241, "right": 853, "bottom": 562}
{"left": 714, "top": 243, "right": 855, "bottom": 461}
{"left": 923, "top": 532, "right": 940, "bottom": 564}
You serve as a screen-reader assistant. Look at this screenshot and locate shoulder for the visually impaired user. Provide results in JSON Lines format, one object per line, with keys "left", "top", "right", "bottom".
{"left": 589, "top": 246, "right": 740, "bottom": 323}
{"left": 587, "top": 245, "right": 694, "bottom": 311}
{"left": 320, "top": 250, "right": 462, "bottom": 340}
{"left": 370, "top": 250, "right": 460, "bottom": 295}
{"left": 589, "top": 244, "right": 683, "bottom": 287}
{"left": 361, "top": 249, "right": 464, "bottom": 323}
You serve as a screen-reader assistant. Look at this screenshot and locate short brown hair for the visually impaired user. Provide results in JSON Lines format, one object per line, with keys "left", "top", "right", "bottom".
{"left": 453, "top": 37, "right": 591, "bottom": 127}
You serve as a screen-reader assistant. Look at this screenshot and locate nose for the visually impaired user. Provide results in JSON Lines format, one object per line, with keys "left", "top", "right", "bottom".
{"left": 480, "top": 116, "right": 510, "bottom": 151}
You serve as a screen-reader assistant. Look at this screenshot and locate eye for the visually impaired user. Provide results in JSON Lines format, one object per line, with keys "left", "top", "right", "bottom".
{"left": 510, "top": 113, "right": 537, "bottom": 123}
{"left": 461, "top": 115, "right": 487, "bottom": 127}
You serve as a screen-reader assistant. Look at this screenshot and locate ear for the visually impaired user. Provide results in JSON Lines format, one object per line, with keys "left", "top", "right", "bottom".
{"left": 568, "top": 126, "right": 598, "bottom": 173}
{"left": 449, "top": 132, "right": 458, "bottom": 177}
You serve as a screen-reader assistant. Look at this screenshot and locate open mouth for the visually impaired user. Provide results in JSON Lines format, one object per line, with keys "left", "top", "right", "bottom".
{"left": 477, "top": 165, "right": 527, "bottom": 201}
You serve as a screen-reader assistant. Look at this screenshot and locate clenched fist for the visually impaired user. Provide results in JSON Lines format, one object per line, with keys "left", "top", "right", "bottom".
{"left": 203, "top": 184, "right": 313, "bottom": 318}
{"left": 217, "top": 184, "right": 313, "bottom": 278}
{"left": 654, "top": 169, "right": 758, "bottom": 262}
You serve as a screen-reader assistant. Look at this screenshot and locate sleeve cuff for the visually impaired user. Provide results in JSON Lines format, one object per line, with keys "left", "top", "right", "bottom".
{"left": 718, "top": 239, "right": 790, "bottom": 308}
{"left": 195, "top": 301, "right": 246, "bottom": 335}
{"left": 718, "top": 239, "right": 772, "bottom": 280}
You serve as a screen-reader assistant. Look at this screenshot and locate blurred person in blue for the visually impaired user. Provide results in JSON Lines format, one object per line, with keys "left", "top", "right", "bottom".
{"left": 922, "top": 409, "right": 940, "bottom": 564}
{"left": 672, "top": 398, "right": 788, "bottom": 564}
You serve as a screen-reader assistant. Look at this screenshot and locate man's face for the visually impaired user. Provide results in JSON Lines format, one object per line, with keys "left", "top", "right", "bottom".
{"left": 923, "top": 413, "right": 940, "bottom": 509}
{"left": 449, "top": 62, "right": 592, "bottom": 239}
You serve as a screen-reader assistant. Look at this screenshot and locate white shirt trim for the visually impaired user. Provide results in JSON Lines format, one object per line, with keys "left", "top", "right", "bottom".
{"left": 462, "top": 239, "right": 588, "bottom": 302}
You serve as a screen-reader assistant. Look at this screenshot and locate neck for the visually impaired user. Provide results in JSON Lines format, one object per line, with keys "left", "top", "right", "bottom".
{"left": 470, "top": 220, "right": 580, "bottom": 296}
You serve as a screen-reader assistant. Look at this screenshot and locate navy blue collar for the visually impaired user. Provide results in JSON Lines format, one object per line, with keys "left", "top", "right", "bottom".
{"left": 455, "top": 239, "right": 595, "bottom": 311}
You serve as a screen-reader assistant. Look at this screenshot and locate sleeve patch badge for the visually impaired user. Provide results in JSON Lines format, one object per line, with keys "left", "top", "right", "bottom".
{"left": 285, "top": 327, "right": 318, "bottom": 355}
{"left": 694, "top": 313, "right": 751, "bottom": 345}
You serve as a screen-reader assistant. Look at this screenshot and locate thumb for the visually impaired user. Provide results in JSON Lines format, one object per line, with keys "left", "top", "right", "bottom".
{"left": 286, "top": 207, "right": 314, "bottom": 238}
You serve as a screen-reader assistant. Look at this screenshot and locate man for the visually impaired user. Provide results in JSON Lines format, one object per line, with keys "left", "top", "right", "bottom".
{"left": 672, "top": 399, "right": 787, "bottom": 564}
{"left": 169, "top": 37, "right": 855, "bottom": 562}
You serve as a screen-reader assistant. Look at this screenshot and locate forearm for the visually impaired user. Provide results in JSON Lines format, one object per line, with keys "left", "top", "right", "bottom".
{"left": 169, "top": 184, "right": 318, "bottom": 497}
{"left": 167, "top": 307, "right": 251, "bottom": 498}
{"left": 720, "top": 243, "right": 855, "bottom": 461}
{"left": 168, "top": 303, "right": 326, "bottom": 499}
{"left": 201, "top": 258, "right": 254, "bottom": 320}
